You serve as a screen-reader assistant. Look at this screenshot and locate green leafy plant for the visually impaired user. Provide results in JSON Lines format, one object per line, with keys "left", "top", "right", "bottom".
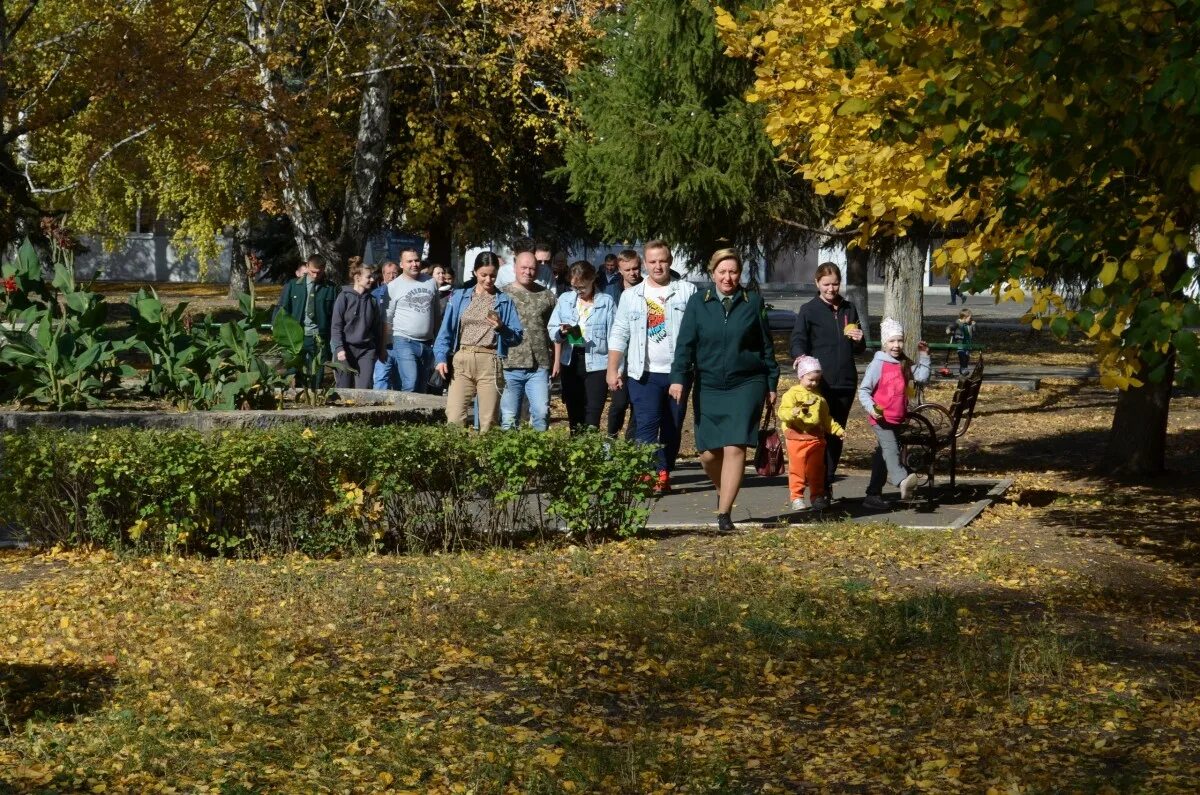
{"left": 0, "top": 425, "right": 658, "bottom": 557}
{"left": 130, "top": 287, "right": 306, "bottom": 410}
{"left": 0, "top": 239, "right": 137, "bottom": 409}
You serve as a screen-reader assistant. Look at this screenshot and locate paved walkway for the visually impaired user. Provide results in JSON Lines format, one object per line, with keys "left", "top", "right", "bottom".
{"left": 648, "top": 463, "right": 1010, "bottom": 532}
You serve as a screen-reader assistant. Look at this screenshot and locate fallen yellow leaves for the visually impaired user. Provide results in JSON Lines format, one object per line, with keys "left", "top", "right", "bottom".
{"left": 3, "top": 388, "right": 1200, "bottom": 793}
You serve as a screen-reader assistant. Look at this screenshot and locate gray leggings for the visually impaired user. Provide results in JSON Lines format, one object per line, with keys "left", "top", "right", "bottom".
{"left": 866, "top": 424, "right": 908, "bottom": 495}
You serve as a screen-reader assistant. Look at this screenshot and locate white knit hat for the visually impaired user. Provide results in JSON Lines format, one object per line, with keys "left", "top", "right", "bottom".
{"left": 793, "top": 355, "right": 822, "bottom": 379}
{"left": 880, "top": 317, "right": 904, "bottom": 342}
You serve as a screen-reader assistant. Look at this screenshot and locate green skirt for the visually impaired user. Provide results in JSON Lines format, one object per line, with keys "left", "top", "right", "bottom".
{"left": 692, "top": 377, "right": 768, "bottom": 452}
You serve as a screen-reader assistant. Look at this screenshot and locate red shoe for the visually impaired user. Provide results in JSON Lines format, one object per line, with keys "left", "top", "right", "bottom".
{"left": 653, "top": 470, "right": 671, "bottom": 495}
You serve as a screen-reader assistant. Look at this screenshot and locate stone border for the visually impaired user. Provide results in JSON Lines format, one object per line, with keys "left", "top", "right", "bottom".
{"left": 0, "top": 388, "right": 445, "bottom": 432}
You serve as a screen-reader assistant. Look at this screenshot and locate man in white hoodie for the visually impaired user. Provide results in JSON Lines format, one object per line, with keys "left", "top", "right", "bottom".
{"left": 606, "top": 240, "right": 696, "bottom": 494}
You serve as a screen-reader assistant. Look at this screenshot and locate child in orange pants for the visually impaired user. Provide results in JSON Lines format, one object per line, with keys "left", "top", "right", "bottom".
{"left": 778, "top": 356, "right": 845, "bottom": 511}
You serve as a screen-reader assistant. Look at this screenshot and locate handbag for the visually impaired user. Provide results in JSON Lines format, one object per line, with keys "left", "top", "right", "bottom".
{"left": 754, "top": 402, "right": 784, "bottom": 477}
{"left": 427, "top": 361, "right": 451, "bottom": 392}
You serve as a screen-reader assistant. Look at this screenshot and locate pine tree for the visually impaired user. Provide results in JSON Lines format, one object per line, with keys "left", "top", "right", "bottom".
{"left": 560, "top": 0, "right": 820, "bottom": 267}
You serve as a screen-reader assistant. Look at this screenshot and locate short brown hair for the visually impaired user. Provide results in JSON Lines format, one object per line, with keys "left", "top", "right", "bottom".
{"left": 643, "top": 239, "right": 671, "bottom": 258}
{"left": 708, "top": 248, "right": 742, "bottom": 275}
{"left": 617, "top": 248, "right": 640, "bottom": 264}
{"left": 814, "top": 261, "right": 842, "bottom": 282}
{"left": 568, "top": 260, "right": 597, "bottom": 283}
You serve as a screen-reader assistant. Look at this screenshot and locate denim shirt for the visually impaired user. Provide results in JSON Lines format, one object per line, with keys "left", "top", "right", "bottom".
{"left": 433, "top": 288, "right": 523, "bottom": 366}
{"left": 607, "top": 279, "right": 696, "bottom": 380}
{"left": 548, "top": 290, "right": 616, "bottom": 373}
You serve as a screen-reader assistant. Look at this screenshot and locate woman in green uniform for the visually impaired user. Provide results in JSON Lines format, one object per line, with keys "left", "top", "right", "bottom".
{"left": 669, "top": 249, "right": 779, "bottom": 532}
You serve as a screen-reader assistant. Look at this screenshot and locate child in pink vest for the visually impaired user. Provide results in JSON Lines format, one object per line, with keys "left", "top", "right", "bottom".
{"left": 857, "top": 318, "right": 930, "bottom": 509}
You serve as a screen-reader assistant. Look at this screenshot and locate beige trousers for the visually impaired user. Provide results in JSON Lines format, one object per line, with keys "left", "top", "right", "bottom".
{"left": 446, "top": 349, "right": 502, "bottom": 431}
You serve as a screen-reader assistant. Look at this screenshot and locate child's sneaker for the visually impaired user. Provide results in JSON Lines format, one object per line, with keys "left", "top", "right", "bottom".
{"left": 790, "top": 497, "right": 810, "bottom": 511}
{"left": 899, "top": 472, "right": 919, "bottom": 500}
{"left": 811, "top": 495, "right": 830, "bottom": 511}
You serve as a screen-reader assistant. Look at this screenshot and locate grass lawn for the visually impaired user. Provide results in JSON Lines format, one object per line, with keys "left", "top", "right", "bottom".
{"left": 3, "top": 284, "right": 1199, "bottom": 792}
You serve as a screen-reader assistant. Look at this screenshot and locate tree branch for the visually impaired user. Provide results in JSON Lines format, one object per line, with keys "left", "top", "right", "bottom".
{"left": 8, "top": 0, "right": 40, "bottom": 44}
{"left": 769, "top": 214, "right": 855, "bottom": 240}
{"left": 25, "top": 124, "right": 156, "bottom": 195}
{"left": 178, "top": 0, "right": 218, "bottom": 50}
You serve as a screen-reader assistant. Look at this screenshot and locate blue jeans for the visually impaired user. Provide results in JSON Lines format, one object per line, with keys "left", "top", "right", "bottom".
{"left": 373, "top": 346, "right": 399, "bottom": 390}
{"left": 627, "top": 371, "right": 689, "bottom": 474}
{"left": 392, "top": 336, "right": 433, "bottom": 393}
{"left": 500, "top": 367, "right": 550, "bottom": 431}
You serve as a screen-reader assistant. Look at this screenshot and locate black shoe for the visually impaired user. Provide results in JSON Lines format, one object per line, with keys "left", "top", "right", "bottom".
{"left": 716, "top": 512, "right": 735, "bottom": 533}
{"left": 811, "top": 495, "right": 830, "bottom": 511}
{"left": 862, "top": 495, "right": 890, "bottom": 511}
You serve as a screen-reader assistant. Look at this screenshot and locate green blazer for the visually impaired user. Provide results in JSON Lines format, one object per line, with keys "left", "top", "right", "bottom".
{"left": 670, "top": 287, "right": 779, "bottom": 391}
{"left": 276, "top": 277, "right": 338, "bottom": 340}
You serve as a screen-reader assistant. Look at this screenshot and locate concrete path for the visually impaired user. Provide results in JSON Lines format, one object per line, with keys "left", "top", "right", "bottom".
{"left": 648, "top": 462, "right": 1010, "bottom": 532}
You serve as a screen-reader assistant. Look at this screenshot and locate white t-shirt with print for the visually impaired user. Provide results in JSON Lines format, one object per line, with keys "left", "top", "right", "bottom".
{"left": 644, "top": 283, "right": 674, "bottom": 373}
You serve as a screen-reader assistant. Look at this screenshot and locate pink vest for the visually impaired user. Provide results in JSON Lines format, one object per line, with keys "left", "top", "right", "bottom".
{"left": 869, "top": 360, "right": 908, "bottom": 426}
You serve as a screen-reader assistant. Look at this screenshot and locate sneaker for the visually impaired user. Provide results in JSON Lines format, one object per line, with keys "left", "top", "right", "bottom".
{"left": 862, "top": 495, "right": 890, "bottom": 511}
{"left": 811, "top": 495, "right": 830, "bottom": 511}
{"left": 716, "top": 512, "right": 735, "bottom": 533}
{"left": 790, "top": 497, "right": 810, "bottom": 511}
{"left": 898, "top": 472, "right": 919, "bottom": 501}
{"left": 654, "top": 470, "right": 671, "bottom": 495}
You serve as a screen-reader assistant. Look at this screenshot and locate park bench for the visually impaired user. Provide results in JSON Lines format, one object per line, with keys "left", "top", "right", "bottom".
{"left": 897, "top": 353, "right": 984, "bottom": 488}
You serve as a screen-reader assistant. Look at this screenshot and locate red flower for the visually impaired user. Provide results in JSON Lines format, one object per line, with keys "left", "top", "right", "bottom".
{"left": 2, "top": 277, "right": 16, "bottom": 295}
{"left": 246, "top": 253, "right": 264, "bottom": 277}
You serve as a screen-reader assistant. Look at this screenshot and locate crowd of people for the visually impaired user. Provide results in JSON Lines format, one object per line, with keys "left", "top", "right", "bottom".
{"left": 275, "top": 240, "right": 932, "bottom": 530}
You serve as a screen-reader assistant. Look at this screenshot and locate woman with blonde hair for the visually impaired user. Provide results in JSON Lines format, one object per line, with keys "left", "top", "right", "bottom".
{"left": 669, "top": 248, "right": 778, "bottom": 532}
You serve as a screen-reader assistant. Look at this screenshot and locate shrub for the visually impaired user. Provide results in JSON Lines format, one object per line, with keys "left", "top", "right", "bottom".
{"left": 0, "top": 425, "right": 658, "bottom": 556}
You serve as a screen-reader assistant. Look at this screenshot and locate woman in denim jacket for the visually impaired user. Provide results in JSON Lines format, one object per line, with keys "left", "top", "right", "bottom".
{"left": 548, "top": 260, "right": 616, "bottom": 431}
{"left": 433, "top": 252, "right": 523, "bottom": 431}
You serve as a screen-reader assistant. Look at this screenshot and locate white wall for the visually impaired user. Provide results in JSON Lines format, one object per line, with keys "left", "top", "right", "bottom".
{"left": 74, "top": 234, "right": 232, "bottom": 282}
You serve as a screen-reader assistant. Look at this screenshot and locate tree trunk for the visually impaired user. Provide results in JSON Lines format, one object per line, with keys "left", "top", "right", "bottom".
{"left": 1105, "top": 350, "right": 1174, "bottom": 477}
{"left": 245, "top": 0, "right": 395, "bottom": 286}
{"left": 333, "top": 0, "right": 395, "bottom": 276}
{"left": 427, "top": 215, "right": 453, "bottom": 271}
{"left": 883, "top": 237, "right": 927, "bottom": 360}
{"left": 227, "top": 223, "right": 251, "bottom": 299}
{"left": 844, "top": 243, "right": 869, "bottom": 343}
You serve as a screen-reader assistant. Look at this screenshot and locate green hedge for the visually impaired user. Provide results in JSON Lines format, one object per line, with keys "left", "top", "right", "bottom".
{"left": 0, "top": 426, "right": 658, "bottom": 556}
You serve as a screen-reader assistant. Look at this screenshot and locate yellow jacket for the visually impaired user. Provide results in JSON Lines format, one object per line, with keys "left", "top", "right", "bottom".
{"left": 778, "top": 385, "right": 845, "bottom": 437}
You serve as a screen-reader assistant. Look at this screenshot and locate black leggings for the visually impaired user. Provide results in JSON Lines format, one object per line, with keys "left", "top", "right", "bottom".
{"left": 822, "top": 387, "right": 856, "bottom": 490}
{"left": 606, "top": 380, "right": 636, "bottom": 439}
{"left": 560, "top": 353, "right": 608, "bottom": 431}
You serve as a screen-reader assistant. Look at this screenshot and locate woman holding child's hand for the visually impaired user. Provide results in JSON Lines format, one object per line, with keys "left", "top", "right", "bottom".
{"left": 787, "top": 262, "right": 866, "bottom": 502}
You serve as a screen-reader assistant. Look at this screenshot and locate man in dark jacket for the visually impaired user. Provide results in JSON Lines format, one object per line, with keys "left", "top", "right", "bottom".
{"left": 276, "top": 254, "right": 338, "bottom": 386}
